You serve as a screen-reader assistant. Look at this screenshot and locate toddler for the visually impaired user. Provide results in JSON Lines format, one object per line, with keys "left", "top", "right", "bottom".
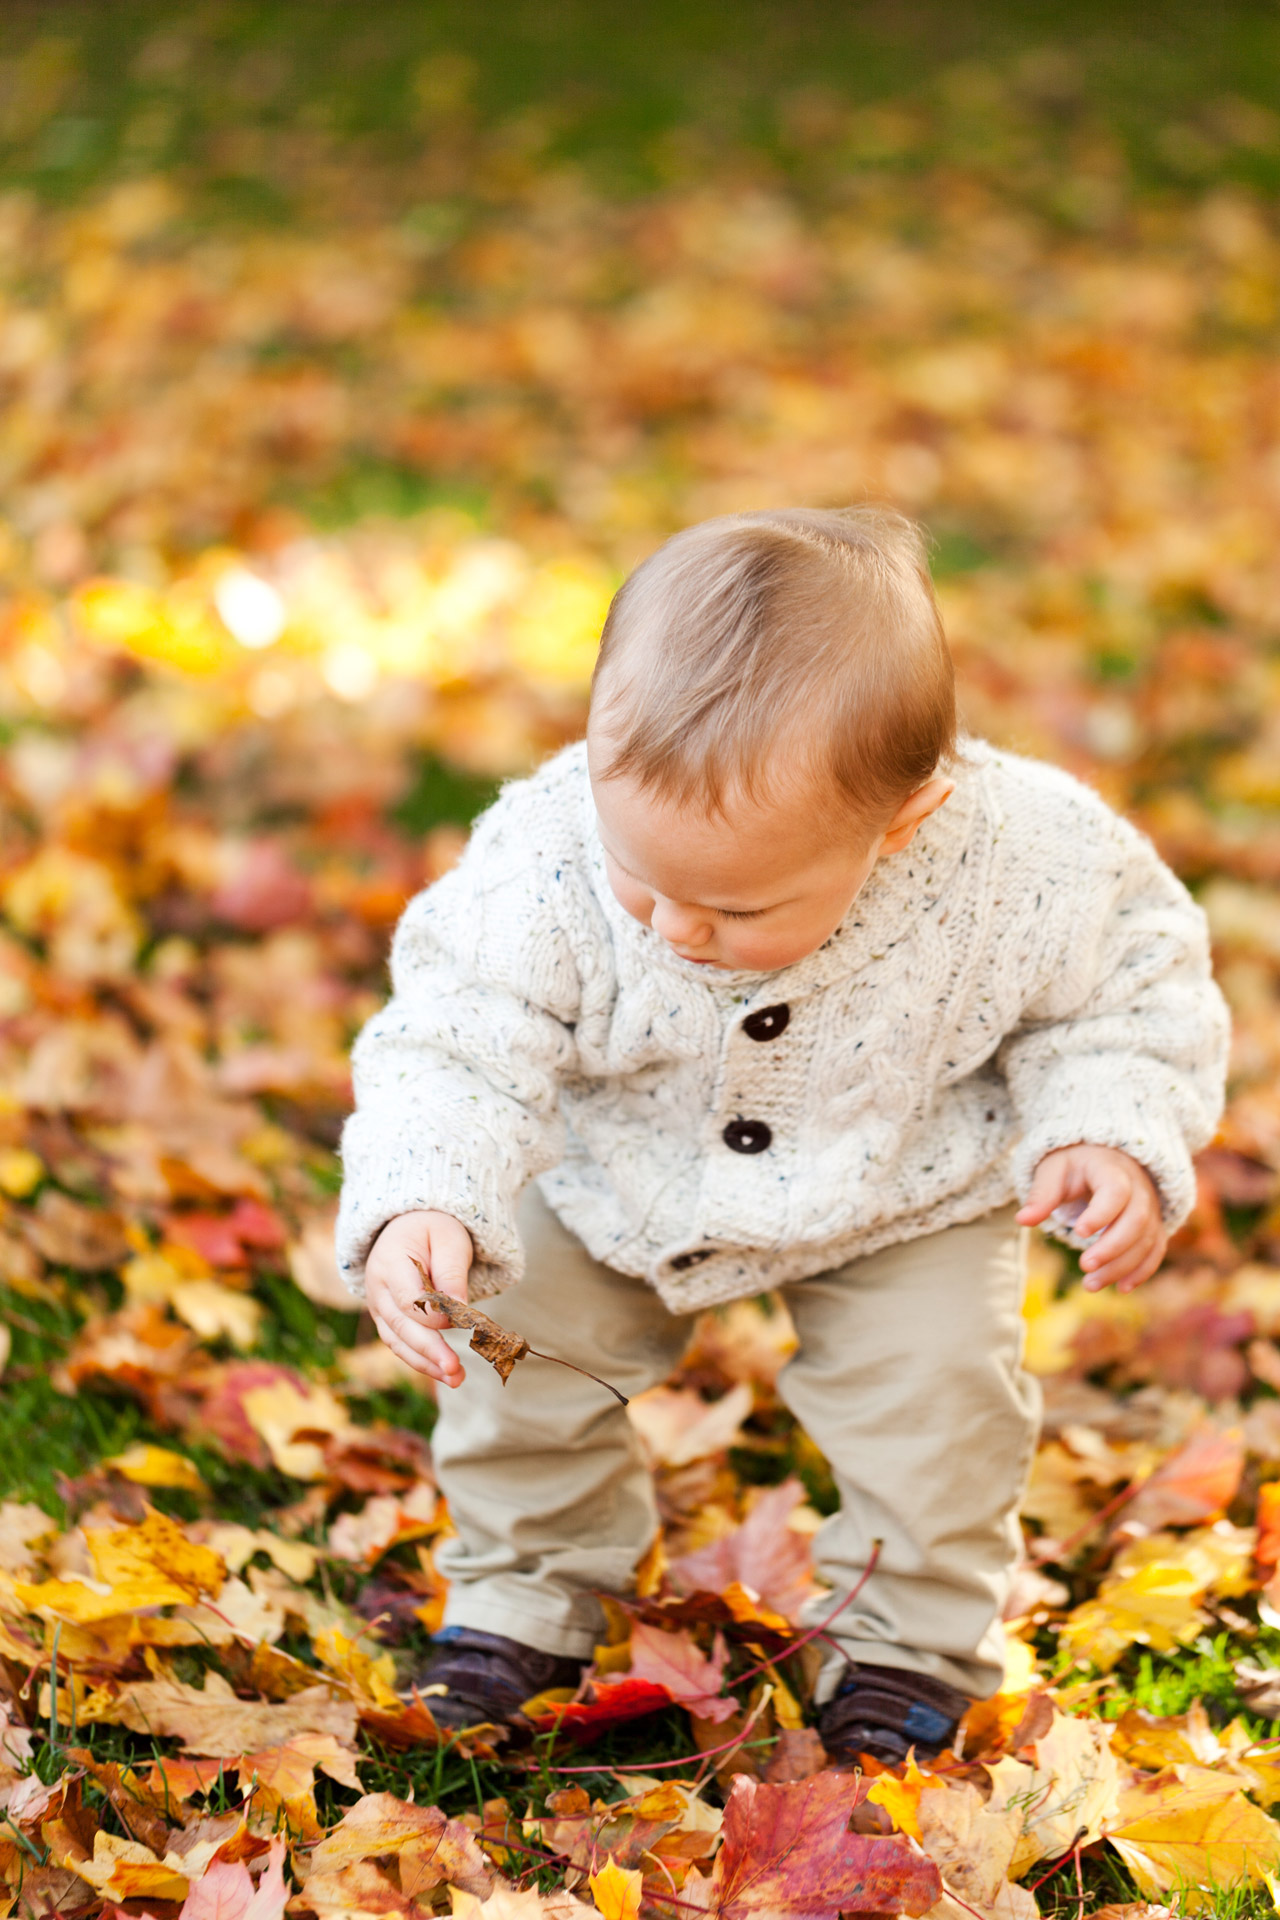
{"left": 337, "top": 507, "right": 1229, "bottom": 1763}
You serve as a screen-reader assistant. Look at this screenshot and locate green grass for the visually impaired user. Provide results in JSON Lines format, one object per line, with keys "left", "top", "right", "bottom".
{"left": 1, "top": 0, "right": 1279, "bottom": 220}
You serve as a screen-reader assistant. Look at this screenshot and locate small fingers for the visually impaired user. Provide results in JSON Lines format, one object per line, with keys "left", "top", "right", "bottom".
{"left": 372, "top": 1307, "right": 465, "bottom": 1386}
{"left": 1016, "top": 1159, "right": 1070, "bottom": 1227}
{"left": 1075, "top": 1173, "right": 1139, "bottom": 1241}
{"left": 1082, "top": 1224, "right": 1164, "bottom": 1292}
{"left": 1079, "top": 1190, "right": 1149, "bottom": 1272}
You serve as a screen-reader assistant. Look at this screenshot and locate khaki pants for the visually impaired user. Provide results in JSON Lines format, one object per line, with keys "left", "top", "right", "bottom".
{"left": 434, "top": 1188, "right": 1039, "bottom": 1700}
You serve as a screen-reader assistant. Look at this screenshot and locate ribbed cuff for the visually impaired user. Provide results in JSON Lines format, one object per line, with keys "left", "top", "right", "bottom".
{"left": 335, "top": 1128, "right": 522, "bottom": 1300}
{"left": 1012, "top": 1065, "right": 1196, "bottom": 1229}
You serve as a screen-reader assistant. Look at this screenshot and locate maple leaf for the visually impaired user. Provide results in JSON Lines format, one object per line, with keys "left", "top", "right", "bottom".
{"left": 667, "top": 1480, "right": 816, "bottom": 1622}
{"left": 915, "top": 1778, "right": 1032, "bottom": 1916}
{"left": 73, "top": 1829, "right": 191, "bottom": 1904}
{"left": 293, "top": 1857, "right": 423, "bottom": 1918}
{"left": 179, "top": 1835, "right": 289, "bottom": 1920}
{"left": 78, "top": 1670, "right": 358, "bottom": 1752}
{"left": 1109, "top": 1773, "right": 1280, "bottom": 1908}
{"left": 14, "top": 1508, "right": 227, "bottom": 1622}
{"left": 308, "top": 1792, "right": 493, "bottom": 1897}
{"left": 627, "top": 1384, "right": 755, "bottom": 1468}
{"left": 451, "top": 1891, "right": 552, "bottom": 1920}
{"left": 984, "top": 1709, "right": 1120, "bottom": 1877}
{"left": 709, "top": 1772, "right": 941, "bottom": 1919}
{"left": 589, "top": 1859, "right": 643, "bottom": 1920}
{"left": 628, "top": 1622, "right": 739, "bottom": 1722}
{"left": 240, "top": 1377, "right": 353, "bottom": 1479}
{"left": 1117, "top": 1424, "right": 1245, "bottom": 1536}
{"left": 103, "top": 1443, "right": 208, "bottom": 1492}
{"left": 866, "top": 1754, "right": 947, "bottom": 1843}
{"left": 519, "top": 1674, "right": 674, "bottom": 1736}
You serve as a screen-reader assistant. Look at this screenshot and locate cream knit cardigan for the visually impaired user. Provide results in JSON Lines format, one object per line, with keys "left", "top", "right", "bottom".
{"left": 337, "top": 739, "right": 1229, "bottom": 1311}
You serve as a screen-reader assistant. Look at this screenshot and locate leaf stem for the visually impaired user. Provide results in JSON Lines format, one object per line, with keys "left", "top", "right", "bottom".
{"left": 734, "top": 1538, "right": 884, "bottom": 1688}
{"left": 524, "top": 1346, "right": 629, "bottom": 1405}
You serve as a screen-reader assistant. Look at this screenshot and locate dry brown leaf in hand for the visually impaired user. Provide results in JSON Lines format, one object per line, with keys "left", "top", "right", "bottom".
{"left": 412, "top": 1275, "right": 627, "bottom": 1402}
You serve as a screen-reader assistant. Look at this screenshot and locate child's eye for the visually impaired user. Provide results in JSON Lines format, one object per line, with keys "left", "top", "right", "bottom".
{"left": 718, "top": 907, "right": 765, "bottom": 921}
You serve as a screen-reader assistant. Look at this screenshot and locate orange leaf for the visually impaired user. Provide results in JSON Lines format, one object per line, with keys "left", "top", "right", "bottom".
{"left": 1257, "top": 1480, "right": 1280, "bottom": 1570}
{"left": 1119, "top": 1426, "right": 1244, "bottom": 1535}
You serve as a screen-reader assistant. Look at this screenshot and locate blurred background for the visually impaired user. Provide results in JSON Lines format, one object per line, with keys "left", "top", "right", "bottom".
{"left": 3, "top": 2, "right": 1280, "bottom": 1463}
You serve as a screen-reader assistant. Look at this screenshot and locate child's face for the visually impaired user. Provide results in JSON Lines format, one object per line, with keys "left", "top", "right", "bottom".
{"left": 590, "top": 757, "right": 954, "bottom": 973}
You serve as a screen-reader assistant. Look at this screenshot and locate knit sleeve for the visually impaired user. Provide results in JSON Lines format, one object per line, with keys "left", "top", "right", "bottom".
{"left": 334, "top": 779, "right": 587, "bottom": 1300}
{"left": 997, "top": 803, "right": 1230, "bottom": 1230}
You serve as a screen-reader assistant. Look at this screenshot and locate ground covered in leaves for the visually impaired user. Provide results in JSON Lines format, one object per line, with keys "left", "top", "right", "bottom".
{"left": 4, "top": 4, "right": 1280, "bottom": 1917}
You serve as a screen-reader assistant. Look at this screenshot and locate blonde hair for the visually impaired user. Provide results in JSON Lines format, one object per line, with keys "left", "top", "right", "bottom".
{"left": 589, "top": 505, "right": 956, "bottom": 829}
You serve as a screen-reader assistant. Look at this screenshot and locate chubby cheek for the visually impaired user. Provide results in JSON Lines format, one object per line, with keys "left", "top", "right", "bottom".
{"left": 605, "top": 860, "right": 655, "bottom": 929}
{"left": 716, "top": 924, "right": 821, "bottom": 970}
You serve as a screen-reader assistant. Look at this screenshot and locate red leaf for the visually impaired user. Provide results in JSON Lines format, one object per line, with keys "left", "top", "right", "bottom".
{"left": 168, "top": 1212, "right": 247, "bottom": 1268}
{"left": 521, "top": 1675, "right": 674, "bottom": 1737}
{"left": 711, "top": 1772, "right": 941, "bottom": 1920}
{"left": 229, "top": 1198, "right": 286, "bottom": 1250}
{"left": 210, "top": 840, "right": 311, "bottom": 932}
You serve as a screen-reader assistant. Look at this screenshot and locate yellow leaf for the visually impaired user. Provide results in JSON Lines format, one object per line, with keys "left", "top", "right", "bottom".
{"left": 89, "top": 1509, "right": 225, "bottom": 1599}
{"left": 1059, "top": 1563, "right": 1204, "bottom": 1673}
{"left": 0, "top": 1148, "right": 42, "bottom": 1198}
{"left": 868, "top": 1754, "right": 947, "bottom": 1842}
{"left": 241, "top": 1378, "right": 351, "bottom": 1479}
{"left": 1110, "top": 1780, "right": 1280, "bottom": 1909}
{"left": 986, "top": 1710, "right": 1120, "bottom": 1877}
{"left": 589, "top": 1857, "right": 643, "bottom": 1920}
{"left": 102, "top": 1444, "right": 207, "bottom": 1493}
{"left": 313, "top": 1626, "right": 401, "bottom": 1709}
{"left": 170, "top": 1277, "right": 263, "bottom": 1349}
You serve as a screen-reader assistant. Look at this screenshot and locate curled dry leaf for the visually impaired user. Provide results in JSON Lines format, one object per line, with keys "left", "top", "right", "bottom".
{"left": 412, "top": 1275, "right": 628, "bottom": 1403}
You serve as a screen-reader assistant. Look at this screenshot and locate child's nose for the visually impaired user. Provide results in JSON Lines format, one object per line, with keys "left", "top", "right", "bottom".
{"left": 651, "top": 898, "right": 712, "bottom": 947}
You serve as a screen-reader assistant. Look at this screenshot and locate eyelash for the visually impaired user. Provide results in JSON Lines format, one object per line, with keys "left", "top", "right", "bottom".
{"left": 718, "top": 907, "right": 765, "bottom": 921}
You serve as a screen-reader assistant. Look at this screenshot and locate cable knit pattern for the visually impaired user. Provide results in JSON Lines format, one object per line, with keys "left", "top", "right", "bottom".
{"left": 337, "top": 739, "right": 1229, "bottom": 1310}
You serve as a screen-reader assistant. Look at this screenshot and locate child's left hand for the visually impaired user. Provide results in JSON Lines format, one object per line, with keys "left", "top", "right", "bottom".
{"left": 1016, "top": 1144, "right": 1166, "bottom": 1292}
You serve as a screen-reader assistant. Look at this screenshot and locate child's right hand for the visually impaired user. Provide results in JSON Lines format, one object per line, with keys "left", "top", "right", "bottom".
{"left": 364, "top": 1210, "right": 474, "bottom": 1387}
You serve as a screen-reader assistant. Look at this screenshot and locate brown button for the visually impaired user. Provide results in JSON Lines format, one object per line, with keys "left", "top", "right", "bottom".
{"left": 723, "top": 1118, "right": 772, "bottom": 1155}
{"left": 742, "top": 1003, "right": 790, "bottom": 1041}
{"left": 670, "top": 1249, "right": 712, "bottom": 1271}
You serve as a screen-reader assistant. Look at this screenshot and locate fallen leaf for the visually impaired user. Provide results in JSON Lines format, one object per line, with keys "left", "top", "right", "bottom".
{"left": 916, "top": 1778, "right": 1031, "bottom": 1916}
{"left": 1110, "top": 1775, "right": 1280, "bottom": 1908}
{"left": 78, "top": 1670, "right": 357, "bottom": 1752}
{"left": 102, "top": 1443, "right": 208, "bottom": 1492}
{"left": 240, "top": 1377, "right": 352, "bottom": 1479}
{"left": 628, "top": 1384, "right": 754, "bottom": 1468}
{"left": 74, "top": 1829, "right": 190, "bottom": 1903}
{"left": 1117, "top": 1425, "right": 1245, "bottom": 1536}
{"left": 710, "top": 1772, "right": 941, "bottom": 1918}
{"left": 667, "top": 1481, "right": 816, "bottom": 1622}
{"left": 628, "top": 1622, "right": 739, "bottom": 1723}
{"left": 867, "top": 1754, "right": 948, "bottom": 1843}
{"left": 589, "top": 1859, "right": 642, "bottom": 1920}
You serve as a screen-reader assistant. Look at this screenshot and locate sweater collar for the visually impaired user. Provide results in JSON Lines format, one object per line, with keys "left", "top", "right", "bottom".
{"left": 577, "top": 740, "right": 985, "bottom": 1000}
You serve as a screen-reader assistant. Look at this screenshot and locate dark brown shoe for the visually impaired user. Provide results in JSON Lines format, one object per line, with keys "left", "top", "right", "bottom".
{"left": 817, "top": 1662, "right": 968, "bottom": 1766}
{"left": 403, "top": 1627, "right": 585, "bottom": 1730}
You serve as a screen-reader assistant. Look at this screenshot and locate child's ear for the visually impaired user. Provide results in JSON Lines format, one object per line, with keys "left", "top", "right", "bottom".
{"left": 879, "top": 777, "right": 955, "bottom": 854}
